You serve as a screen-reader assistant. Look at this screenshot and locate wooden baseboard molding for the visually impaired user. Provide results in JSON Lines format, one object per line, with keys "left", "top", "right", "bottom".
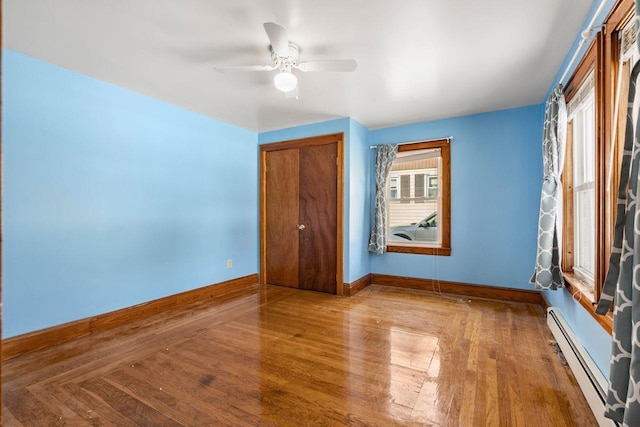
{"left": 371, "top": 274, "right": 543, "bottom": 305}
{"left": 3, "top": 274, "right": 258, "bottom": 361}
{"left": 344, "top": 274, "right": 371, "bottom": 296}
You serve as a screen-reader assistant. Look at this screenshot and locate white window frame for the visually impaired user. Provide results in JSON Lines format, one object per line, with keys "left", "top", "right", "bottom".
{"left": 568, "top": 72, "right": 596, "bottom": 286}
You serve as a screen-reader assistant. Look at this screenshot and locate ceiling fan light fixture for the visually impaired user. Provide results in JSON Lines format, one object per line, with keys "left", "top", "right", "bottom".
{"left": 274, "top": 71, "right": 298, "bottom": 92}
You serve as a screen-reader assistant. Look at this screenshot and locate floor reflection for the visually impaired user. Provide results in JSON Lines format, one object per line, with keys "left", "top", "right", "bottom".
{"left": 3, "top": 283, "right": 593, "bottom": 425}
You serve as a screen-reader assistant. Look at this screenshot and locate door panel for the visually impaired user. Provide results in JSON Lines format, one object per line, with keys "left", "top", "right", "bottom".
{"left": 265, "top": 149, "right": 300, "bottom": 287}
{"left": 298, "top": 143, "right": 337, "bottom": 293}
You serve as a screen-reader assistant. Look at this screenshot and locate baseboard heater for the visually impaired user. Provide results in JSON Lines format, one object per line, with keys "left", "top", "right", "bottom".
{"left": 546, "top": 307, "right": 618, "bottom": 427}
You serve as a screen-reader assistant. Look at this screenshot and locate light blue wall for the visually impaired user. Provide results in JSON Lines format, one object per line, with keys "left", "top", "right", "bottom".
{"left": 370, "top": 105, "right": 545, "bottom": 290}
{"left": 347, "top": 120, "right": 372, "bottom": 283}
{"left": 3, "top": 49, "right": 259, "bottom": 338}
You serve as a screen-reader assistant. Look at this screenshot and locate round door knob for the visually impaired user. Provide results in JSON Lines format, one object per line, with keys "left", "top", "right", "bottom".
{"left": 297, "top": 224, "right": 306, "bottom": 230}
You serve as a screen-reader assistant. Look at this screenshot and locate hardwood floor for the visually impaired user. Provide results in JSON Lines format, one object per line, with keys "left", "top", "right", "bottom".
{"left": 2, "top": 284, "right": 597, "bottom": 426}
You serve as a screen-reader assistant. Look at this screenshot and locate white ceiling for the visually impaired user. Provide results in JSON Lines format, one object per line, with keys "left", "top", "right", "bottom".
{"left": 3, "top": 0, "right": 593, "bottom": 132}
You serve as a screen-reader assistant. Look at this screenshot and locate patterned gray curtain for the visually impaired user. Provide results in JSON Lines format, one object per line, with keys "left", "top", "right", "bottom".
{"left": 368, "top": 144, "right": 398, "bottom": 254}
{"left": 531, "top": 86, "right": 567, "bottom": 290}
{"left": 595, "top": 59, "right": 640, "bottom": 425}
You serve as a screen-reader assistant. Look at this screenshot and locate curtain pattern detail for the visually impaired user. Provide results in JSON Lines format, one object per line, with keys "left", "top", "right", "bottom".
{"left": 368, "top": 144, "right": 398, "bottom": 254}
{"left": 596, "top": 59, "right": 640, "bottom": 425}
{"left": 531, "top": 86, "right": 567, "bottom": 290}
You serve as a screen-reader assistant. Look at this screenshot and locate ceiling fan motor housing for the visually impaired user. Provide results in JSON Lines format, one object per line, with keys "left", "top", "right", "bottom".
{"left": 270, "top": 43, "right": 300, "bottom": 72}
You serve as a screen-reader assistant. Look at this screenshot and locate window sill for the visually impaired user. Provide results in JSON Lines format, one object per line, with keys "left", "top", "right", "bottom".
{"left": 562, "top": 272, "right": 612, "bottom": 335}
{"left": 386, "top": 245, "right": 451, "bottom": 256}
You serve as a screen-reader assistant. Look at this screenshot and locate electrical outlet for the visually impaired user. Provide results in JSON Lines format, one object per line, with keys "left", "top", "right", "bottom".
{"left": 227, "top": 259, "right": 232, "bottom": 269}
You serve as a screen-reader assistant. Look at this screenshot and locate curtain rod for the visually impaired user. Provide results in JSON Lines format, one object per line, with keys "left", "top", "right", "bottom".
{"left": 369, "top": 136, "right": 452, "bottom": 149}
{"left": 558, "top": 0, "right": 607, "bottom": 86}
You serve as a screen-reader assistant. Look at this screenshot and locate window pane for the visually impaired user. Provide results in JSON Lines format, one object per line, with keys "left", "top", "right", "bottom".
{"left": 584, "top": 101, "right": 595, "bottom": 182}
{"left": 389, "top": 177, "right": 398, "bottom": 199}
{"left": 574, "top": 111, "right": 585, "bottom": 185}
{"left": 428, "top": 175, "right": 438, "bottom": 198}
{"left": 388, "top": 148, "right": 441, "bottom": 245}
{"left": 570, "top": 74, "right": 596, "bottom": 286}
{"left": 575, "top": 187, "right": 595, "bottom": 283}
{"left": 571, "top": 85, "right": 595, "bottom": 187}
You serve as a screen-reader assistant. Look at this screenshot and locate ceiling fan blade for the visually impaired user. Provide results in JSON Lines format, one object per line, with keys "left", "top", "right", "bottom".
{"left": 297, "top": 59, "right": 357, "bottom": 72}
{"left": 285, "top": 86, "right": 300, "bottom": 99}
{"left": 213, "top": 65, "right": 276, "bottom": 73}
{"left": 264, "top": 22, "right": 290, "bottom": 57}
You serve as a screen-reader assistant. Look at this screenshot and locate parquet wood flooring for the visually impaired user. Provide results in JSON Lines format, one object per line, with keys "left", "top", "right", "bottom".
{"left": 2, "top": 284, "right": 597, "bottom": 426}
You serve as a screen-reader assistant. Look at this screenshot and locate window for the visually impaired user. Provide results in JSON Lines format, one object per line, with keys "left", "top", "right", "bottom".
{"left": 560, "top": 0, "right": 636, "bottom": 333}
{"left": 386, "top": 139, "right": 450, "bottom": 256}
{"left": 568, "top": 72, "right": 596, "bottom": 286}
{"left": 562, "top": 26, "right": 600, "bottom": 304}
{"left": 389, "top": 177, "right": 399, "bottom": 199}
{"left": 428, "top": 175, "right": 438, "bottom": 198}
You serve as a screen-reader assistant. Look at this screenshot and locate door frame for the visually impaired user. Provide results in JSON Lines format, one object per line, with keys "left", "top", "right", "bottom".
{"left": 259, "top": 133, "right": 345, "bottom": 296}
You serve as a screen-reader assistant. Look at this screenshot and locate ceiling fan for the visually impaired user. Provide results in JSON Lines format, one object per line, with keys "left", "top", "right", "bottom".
{"left": 214, "top": 22, "right": 357, "bottom": 98}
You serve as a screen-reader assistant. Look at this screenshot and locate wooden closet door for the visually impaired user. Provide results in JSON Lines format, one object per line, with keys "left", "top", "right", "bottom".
{"left": 265, "top": 149, "right": 299, "bottom": 287}
{"left": 298, "top": 143, "right": 337, "bottom": 293}
{"left": 263, "top": 142, "right": 338, "bottom": 294}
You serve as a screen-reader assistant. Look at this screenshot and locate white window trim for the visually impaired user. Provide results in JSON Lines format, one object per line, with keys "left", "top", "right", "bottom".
{"left": 570, "top": 76, "right": 596, "bottom": 287}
